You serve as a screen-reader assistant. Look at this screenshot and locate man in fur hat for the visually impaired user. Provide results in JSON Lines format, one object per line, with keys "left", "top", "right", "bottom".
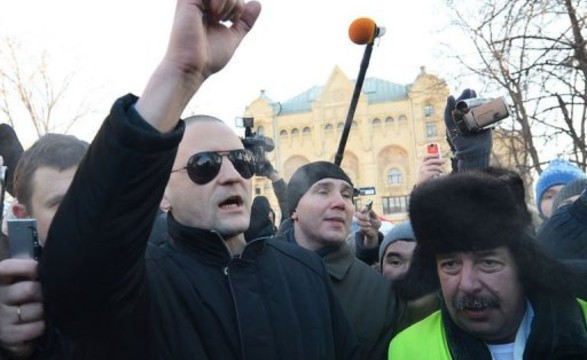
{"left": 389, "top": 171, "right": 587, "bottom": 359}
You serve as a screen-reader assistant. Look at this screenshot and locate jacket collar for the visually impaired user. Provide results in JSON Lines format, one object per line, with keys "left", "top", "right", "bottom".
{"left": 442, "top": 291, "right": 587, "bottom": 360}
{"left": 281, "top": 225, "right": 351, "bottom": 281}
{"left": 322, "top": 243, "right": 354, "bottom": 281}
{"left": 166, "top": 212, "right": 266, "bottom": 267}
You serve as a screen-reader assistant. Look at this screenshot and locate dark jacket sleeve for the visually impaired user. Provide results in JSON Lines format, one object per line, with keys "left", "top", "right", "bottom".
{"left": 38, "top": 94, "right": 183, "bottom": 355}
{"left": 0, "top": 123, "right": 24, "bottom": 197}
{"left": 272, "top": 178, "right": 290, "bottom": 221}
{"left": 353, "top": 231, "right": 383, "bottom": 265}
{"left": 537, "top": 188, "right": 587, "bottom": 261}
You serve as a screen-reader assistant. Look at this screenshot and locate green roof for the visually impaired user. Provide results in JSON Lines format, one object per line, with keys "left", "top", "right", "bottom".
{"left": 279, "top": 77, "right": 409, "bottom": 115}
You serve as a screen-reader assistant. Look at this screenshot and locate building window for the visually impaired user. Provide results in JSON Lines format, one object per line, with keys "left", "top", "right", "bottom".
{"left": 382, "top": 196, "right": 409, "bottom": 214}
{"left": 352, "top": 121, "right": 358, "bottom": 128}
{"left": 257, "top": 126, "right": 265, "bottom": 135}
{"left": 255, "top": 187, "right": 261, "bottom": 195}
{"left": 398, "top": 115, "right": 407, "bottom": 123}
{"left": 372, "top": 118, "right": 381, "bottom": 126}
{"left": 302, "top": 126, "right": 311, "bottom": 135}
{"left": 337, "top": 122, "right": 344, "bottom": 132}
{"left": 280, "top": 129, "right": 288, "bottom": 137}
{"left": 325, "top": 124, "right": 334, "bottom": 132}
{"left": 385, "top": 117, "right": 394, "bottom": 125}
{"left": 387, "top": 168, "right": 403, "bottom": 184}
{"left": 291, "top": 128, "right": 299, "bottom": 136}
{"left": 354, "top": 198, "right": 364, "bottom": 212}
{"left": 426, "top": 122, "right": 438, "bottom": 138}
{"left": 424, "top": 104, "right": 434, "bottom": 117}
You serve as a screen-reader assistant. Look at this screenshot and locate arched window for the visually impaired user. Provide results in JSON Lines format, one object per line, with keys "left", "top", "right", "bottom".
{"left": 291, "top": 128, "right": 299, "bottom": 136}
{"left": 325, "top": 124, "right": 334, "bottom": 132}
{"left": 302, "top": 126, "right": 311, "bottom": 135}
{"left": 372, "top": 118, "right": 381, "bottom": 126}
{"left": 351, "top": 121, "right": 358, "bottom": 128}
{"left": 385, "top": 117, "right": 394, "bottom": 125}
{"left": 387, "top": 168, "right": 403, "bottom": 184}
{"left": 424, "top": 104, "right": 434, "bottom": 117}
{"left": 279, "top": 129, "right": 288, "bottom": 137}
{"left": 257, "top": 126, "right": 265, "bottom": 135}
{"left": 337, "top": 122, "right": 344, "bottom": 131}
{"left": 398, "top": 115, "right": 407, "bottom": 123}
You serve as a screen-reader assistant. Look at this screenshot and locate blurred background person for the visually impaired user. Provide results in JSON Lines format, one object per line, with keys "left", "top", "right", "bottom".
{"left": 534, "top": 158, "right": 586, "bottom": 221}
{"left": 378, "top": 220, "right": 416, "bottom": 281}
{"left": 0, "top": 133, "right": 86, "bottom": 360}
{"left": 244, "top": 195, "right": 277, "bottom": 241}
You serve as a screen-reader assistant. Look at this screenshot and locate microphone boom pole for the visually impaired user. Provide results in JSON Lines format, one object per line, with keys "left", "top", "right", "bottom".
{"left": 334, "top": 43, "right": 374, "bottom": 166}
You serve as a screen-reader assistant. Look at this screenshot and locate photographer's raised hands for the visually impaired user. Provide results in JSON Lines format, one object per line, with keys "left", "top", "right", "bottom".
{"left": 136, "top": 0, "right": 262, "bottom": 132}
{"left": 0, "top": 259, "right": 44, "bottom": 359}
{"left": 355, "top": 208, "right": 382, "bottom": 249}
{"left": 416, "top": 153, "right": 446, "bottom": 185}
{"left": 444, "top": 89, "right": 493, "bottom": 171}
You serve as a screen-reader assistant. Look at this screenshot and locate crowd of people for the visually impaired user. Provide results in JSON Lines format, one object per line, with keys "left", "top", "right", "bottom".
{"left": 0, "top": 1, "right": 586, "bottom": 359}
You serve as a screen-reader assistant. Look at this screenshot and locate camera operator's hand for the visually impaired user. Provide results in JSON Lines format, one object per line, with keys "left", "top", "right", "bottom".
{"left": 0, "top": 259, "right": 45, "bottom": 359}
{"left": 256, "top": 159, "right": 275, "bottom": 178}
{"left": 355, "top": 209, "right": 381, "bottom": 249}
{"left": 444, "top": 89, "right": 493, "bottom": 171}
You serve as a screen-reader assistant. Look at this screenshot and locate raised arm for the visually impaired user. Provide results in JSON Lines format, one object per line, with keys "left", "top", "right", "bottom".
{"left": 135, "top": 0, "right": 261, "bottom": 132}
{"left": 38, "top": 0, "right": 261, "bottom": 354}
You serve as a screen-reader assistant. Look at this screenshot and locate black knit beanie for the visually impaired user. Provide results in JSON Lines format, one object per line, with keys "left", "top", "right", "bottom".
{"left": 286, "top": 161, "right": 353, "bottom": 216}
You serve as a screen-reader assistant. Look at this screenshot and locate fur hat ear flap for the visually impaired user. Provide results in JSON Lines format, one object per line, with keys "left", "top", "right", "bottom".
{"left": 393, "top": 244, "right": 439, "bottom": 301}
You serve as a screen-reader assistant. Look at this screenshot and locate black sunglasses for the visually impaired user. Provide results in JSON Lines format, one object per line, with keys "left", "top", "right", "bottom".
{"left": 171, "top": 149, "right": 255, "bottom": 185}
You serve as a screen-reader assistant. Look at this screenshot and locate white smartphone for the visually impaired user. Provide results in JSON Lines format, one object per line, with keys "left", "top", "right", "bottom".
{"left": 8, "top": 219, "right": 41, "bottom": 260}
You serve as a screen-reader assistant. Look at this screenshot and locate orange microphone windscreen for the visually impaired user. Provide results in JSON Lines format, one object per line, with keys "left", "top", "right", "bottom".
{"left": 348, "top": 17, "right": 377, "bottom": 45}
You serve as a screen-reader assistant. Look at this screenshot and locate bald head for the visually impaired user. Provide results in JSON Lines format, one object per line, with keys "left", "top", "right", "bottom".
{"left": 183, "top": 115, "right": 225, "bottom": 128}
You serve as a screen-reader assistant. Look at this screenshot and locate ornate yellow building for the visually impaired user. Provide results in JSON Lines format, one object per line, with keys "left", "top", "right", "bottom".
{"left": 243, "top": 66, "right": 450, "bottom": 222}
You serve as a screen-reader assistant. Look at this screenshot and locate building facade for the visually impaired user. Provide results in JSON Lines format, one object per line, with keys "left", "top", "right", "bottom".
{"left": 243, "top": 66, "right": 450, "bottom": 222}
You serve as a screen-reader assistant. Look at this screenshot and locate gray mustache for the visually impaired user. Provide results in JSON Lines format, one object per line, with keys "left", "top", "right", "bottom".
{"left": 453, "top": 295, "right": 498, "bottom": 310}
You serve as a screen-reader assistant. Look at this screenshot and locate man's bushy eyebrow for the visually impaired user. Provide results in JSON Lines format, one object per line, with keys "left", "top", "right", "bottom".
{"left": 437, "top": 249, "right": 501, "bottom": 260}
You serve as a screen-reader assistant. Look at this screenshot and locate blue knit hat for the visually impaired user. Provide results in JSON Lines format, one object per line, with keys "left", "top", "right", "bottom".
{"left": 535, "top": 158, "right": 585, "bottom": 218}
{"left": 379, "top": 220, "right": 416, "bottom": 265}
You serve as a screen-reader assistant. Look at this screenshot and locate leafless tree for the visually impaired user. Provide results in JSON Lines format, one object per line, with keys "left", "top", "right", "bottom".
{"left": 442, "top": 0, "right": 587, "bottom": 176}
{"left": 0, "top": 38, "right": 91, "bottom": 138}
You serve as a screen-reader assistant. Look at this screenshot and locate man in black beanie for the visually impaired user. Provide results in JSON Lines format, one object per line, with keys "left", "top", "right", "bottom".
{"left": 389, "top": 171, "right": 587, "bottom": 359}
{"left": 278, "top": 161, "right": 404, "bottom": 360}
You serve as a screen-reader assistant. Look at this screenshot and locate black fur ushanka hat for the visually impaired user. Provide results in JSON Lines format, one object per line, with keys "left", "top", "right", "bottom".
{"left": 409, "top": 171, "right": 528, "bottom": 257}
{"left": 395, "top": 171, "right": 530, "bottom": 300}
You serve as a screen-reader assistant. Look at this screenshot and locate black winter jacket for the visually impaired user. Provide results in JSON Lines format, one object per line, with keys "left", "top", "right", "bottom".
{"left": 39, "top": 94, "right": 358, "bottom": 360}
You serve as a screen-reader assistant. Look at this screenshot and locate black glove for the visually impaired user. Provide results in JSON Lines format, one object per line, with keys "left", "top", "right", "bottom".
{"left": 256, "top": 159, "right": 275, "bottom": 177}
{"left": 444, "top": 89, "right": 492, "bottom": 171}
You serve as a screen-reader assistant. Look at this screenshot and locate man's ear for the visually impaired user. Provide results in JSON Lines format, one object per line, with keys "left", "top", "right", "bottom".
{"left": 160, "top": 193, "right": 171, "bottom": 212}
{"left": 12, "top": 201, "right": 30, "bottom": 219}
{"left": 290, "top": 211, "right": 298, "bottom": 221}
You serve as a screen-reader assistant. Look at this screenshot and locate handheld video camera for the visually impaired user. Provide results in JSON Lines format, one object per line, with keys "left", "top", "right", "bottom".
{"left": 451, "top": 97, "right": 510, "bottom": 136}
{"left": 235, "top": 117, "right": 275, "bottom": 175}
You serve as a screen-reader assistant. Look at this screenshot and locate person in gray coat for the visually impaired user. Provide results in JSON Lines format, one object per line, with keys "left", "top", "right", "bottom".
{"left": 278, "top": 161, "right": 403, "bottom": 360}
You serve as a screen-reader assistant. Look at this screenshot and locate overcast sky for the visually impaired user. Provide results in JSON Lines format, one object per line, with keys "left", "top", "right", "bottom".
{"left": 0, "top": 0, "right": 453, "bottom": 143}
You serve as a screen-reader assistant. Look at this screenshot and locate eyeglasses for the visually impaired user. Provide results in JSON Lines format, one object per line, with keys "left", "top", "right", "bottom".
{"left": 171, "top": 149, "right": 255, "bottom": 185}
